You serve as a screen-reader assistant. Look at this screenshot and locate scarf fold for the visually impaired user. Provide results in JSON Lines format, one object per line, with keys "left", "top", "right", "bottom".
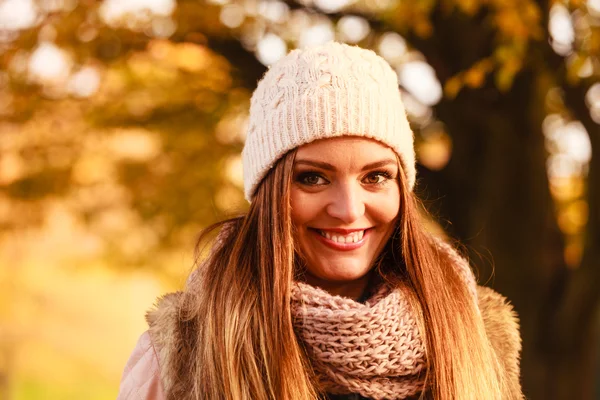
{"left": 290, "top": 238, "right": 478, "bottom": 400}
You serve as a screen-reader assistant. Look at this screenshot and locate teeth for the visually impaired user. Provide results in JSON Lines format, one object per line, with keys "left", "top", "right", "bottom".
{"left": 318, "top": 230, "right": 365, "bottom": 243}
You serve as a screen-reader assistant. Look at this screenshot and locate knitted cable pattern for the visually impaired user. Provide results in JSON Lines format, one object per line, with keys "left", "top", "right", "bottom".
{"left": 242, "top": 41, "right": 415, "bottom": 201}
{"left": 290, "top": 238, "right": 478, "bottom": 400}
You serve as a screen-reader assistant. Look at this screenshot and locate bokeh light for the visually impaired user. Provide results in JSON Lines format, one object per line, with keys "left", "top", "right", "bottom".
{"left": 543, "top": 114, "right": 592, "bottom": 180}
{"left": 338, "top": 16, "right": 370, "bottom": 43}
{"left": 313, "top": 0, "right": 353, "bottom": 13}
{"left": 256, "top": 33, "right": 287, "bottom": 66}
{"left": 100, "top": 0, "right": 176, "bottom": 25}
{"left": 585, "top": 82, "right": 600, "bottom": 123}
{"left": 28, "top": 42, "right": 72, "bottom": 85}
{"left": 299, "top": 20, "right": 335, "bottom": 48}
{"left": 220, "top": 4, "right": 246, "bottom": 29}
{"left": 68, "top": 66, "right": 102, "bottom": 98}
{"left": 0, "top": 0, "right": 38, "bottom": 31}
{"left": 549, "top": 4, "right": 575, "bottom": 55}
{"left": 378, "top": 32, "right": 407, "bottom": 63}
{"left": 398, "top": 60, "right": 443, "bottom": 106}
{"left": 258, "top": 1, "right": 289, "bottom": 23}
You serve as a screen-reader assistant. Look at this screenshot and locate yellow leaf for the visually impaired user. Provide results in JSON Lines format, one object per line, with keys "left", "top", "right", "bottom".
{"left": 463, "top": 58, "right": 494, "bottom": 89}
{"left": 522, "top": 2, "right": 541, "bottom": 24}
{"left": 413, "top": 16, "right": 433, "bottom": 38}
{"left": 495, "top": 67, "right": 514, "bottom": 92}
{"left": 456, "top": 0, "right": 480, "bottom": 15}
{"left": 464, "top": 66, "right": 486, "bottom": 88}
{"left": 564, "top": 241, "right": 583, "bottom": 268}
{"left": 494, "top": 45, "right": 512, "bottom": 62}
{"left": 444, "top": 76, "right": 463, "bottom": 98}
{"left": 175, "top": 43, "right": 212, "bottom": 73}
{"left": 566, "top": 55, "right": 585, "bottom": 85}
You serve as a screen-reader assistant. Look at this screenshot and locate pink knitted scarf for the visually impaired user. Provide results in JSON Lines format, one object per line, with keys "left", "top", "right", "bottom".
{"left": 290, "top": 240, "right": 478, "bottom": 400}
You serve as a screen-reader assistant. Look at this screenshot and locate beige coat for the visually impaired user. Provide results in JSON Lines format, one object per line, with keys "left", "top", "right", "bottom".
{"left": 117, "top": 286, "right": 523, "bottom": 400}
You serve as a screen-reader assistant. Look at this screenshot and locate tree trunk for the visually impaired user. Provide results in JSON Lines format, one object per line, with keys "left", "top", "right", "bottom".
{"left": 416, "top": 66, "right": 566, "bottom": 398}
{"left": 543, "top": 83, "right": 600, "bottom": 400}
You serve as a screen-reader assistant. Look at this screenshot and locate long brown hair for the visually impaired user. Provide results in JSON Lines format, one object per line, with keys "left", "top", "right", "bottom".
{"left": 180, "top": 148, "right": 511, "bottom": 399}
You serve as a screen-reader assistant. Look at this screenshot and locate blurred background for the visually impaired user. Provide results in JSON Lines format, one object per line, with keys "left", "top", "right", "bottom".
{"left": 0, "top": 0, "right": 598, "bottom": 399}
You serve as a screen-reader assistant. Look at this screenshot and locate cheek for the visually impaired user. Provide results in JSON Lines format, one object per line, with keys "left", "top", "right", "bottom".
{"left": 383, "top": 198, "right": 401, "bottom": 222}
{"left": 290, "top": 190, "right": 322, "bottom": 226}
{"left": 290, "top": 190, "right": 305, "bottom": 226}
{"left": 371, "top": 189, "right": 401, "bottom": 223}
{"left": 290, "top": 193, "right": 316, "bottom": 259}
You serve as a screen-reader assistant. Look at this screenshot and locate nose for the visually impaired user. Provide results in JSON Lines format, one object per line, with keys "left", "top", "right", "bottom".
{"left": 326, "top": 181, "right": 365, "bottom": 224}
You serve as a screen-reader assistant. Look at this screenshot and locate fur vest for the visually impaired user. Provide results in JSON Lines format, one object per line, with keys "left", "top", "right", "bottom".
{"left": 145, "top": 285, "right": 523, "bottom": 399}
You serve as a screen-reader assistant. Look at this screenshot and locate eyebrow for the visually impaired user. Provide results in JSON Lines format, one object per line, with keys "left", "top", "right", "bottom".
{"left": 294, "top": 158, "right": 398, "bottom": 171}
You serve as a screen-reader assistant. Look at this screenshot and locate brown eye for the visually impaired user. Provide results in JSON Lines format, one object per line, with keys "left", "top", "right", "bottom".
{"left": 363, "top": 171, "right": 392, "bottom": 185}
{"left": 304, "top": 175, "right": 320, "bottom": 185}
{"left": 297, "top": 172, "right": 327, "bottom": 186}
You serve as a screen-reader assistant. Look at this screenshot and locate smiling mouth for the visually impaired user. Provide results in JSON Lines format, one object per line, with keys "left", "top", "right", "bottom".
{"left": 307, "top": 228, "right": 371, "bottom": 251}
{"left": 307, "top": 227, "right": 373, "bottom": 245}
{"left": 316, "top": 229, "right": 365, "bottom": 244}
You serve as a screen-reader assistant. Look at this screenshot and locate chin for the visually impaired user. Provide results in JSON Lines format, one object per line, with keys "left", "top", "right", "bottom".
{"left": 308, "top": 259, "right": 372, "bottom": 283}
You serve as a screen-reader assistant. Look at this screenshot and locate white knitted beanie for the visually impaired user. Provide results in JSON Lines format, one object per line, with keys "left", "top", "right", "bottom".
{"left": 242, "top": 41, "right": 415, "bottom": 201}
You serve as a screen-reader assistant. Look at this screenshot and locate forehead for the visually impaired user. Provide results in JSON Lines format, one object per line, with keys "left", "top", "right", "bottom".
{"left": 295, "top": 137, "right": 397, "bottom": 164}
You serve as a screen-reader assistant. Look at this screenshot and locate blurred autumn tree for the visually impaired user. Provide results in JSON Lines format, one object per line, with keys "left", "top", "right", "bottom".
{"left": 0, "top": 0, "right": 598, "bottom": 399}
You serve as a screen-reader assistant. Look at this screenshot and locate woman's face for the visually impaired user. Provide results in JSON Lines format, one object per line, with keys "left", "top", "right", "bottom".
{"left": 290, "top": 137, "right": 401, "bottom": 296}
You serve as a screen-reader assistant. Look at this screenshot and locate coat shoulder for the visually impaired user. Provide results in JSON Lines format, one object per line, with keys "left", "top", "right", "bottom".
{"left": 117, "top": 331, "right": 166, "bottom": 400}
{"left": 477, "top": 286, "right": 523, "bottom": 399}
{"left": 145, "top": 291, "right": 186, "bottom": 397}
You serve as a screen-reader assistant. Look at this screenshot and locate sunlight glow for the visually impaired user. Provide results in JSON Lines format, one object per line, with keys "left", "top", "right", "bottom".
{"left": 585, "top": 83, "right": 600, "bottom": 124}
{"left": 549, "top": 4, "right": 575, "bottom": 55}
{"left": 417, "top": 124, "right": 452, "bottom": 171}
{"left": 38, "top": 0, "right": 78, "bottom": 13}
{"left": 378, "top": 32, "right": 407, "bottom": 62}
{"left": 224, "top": 155, "right": 244, "bottom": 188}
{"left": 314, "top": 0, "right": 353, "bottom": 13}
{"left": 108, "top": 128, "right": 162, "bottom": 162}
{"left": 100, "top": 0, "right": 176, "bottom": 24}
{"left": 338, "top": 16, "right": 370, "bottom": 43}
{"left": 149, "top": 17, "right": 176, "bottom": 38}
{"left": 0, "top": 0, "right": 38, "bottom": 31}
{"left": 256, "top": 33, "right": 287, "bottom": 66}
{"left": 400, "top": 90, "right": 432, "bottom": 123}
{"left": 543, "top": 114, "right": 591, "bottom": 179}
{"left": 258, "top": 1, "right": 289, "bottom": 23}
{"left": 398, "top": 61, "right": 442, "bottom": 106}
{"left": 220, "top": 4, "right": 245, "bottom": 29}
{"left": 0, "top": 152, "right": 24, "bottom": 185}
{"left": 588, "top": 0, "right": 600, "bottom": 16}
{"left": 68, "top": 66, "right": 101, "bottom": 98}
{"left": 29, "top": 42, "right": 72, "bottom": 84}
{"left": 299, "top": 22, "right": 334, "bottom": 48}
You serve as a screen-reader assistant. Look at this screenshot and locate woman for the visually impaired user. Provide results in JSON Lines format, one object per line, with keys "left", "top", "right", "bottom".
{"left": 117, "top": 41, "right": 522, "bottom": 400}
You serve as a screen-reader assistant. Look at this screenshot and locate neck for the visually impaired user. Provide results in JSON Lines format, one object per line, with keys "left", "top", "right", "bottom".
{"left": 302, "top": 271, "right": 373, "bottom": 301}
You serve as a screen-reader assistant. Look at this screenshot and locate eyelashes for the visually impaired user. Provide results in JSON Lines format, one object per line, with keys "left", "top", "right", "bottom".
{"left": 364, "top": 171, "right": 394, "bottom": 185}
{"left": 294, "top": 170, "right": 396, "bottom": 187}
{"left": 296, "top": 172, "right": 326, "bottom": 186}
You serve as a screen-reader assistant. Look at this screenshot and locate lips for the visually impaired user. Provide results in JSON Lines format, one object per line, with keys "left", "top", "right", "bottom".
{"left": 309, "top": 228, "right": 371, "bottom": 251}
{"left": 317, "top": 229, "right": 364, "bottom": 243}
